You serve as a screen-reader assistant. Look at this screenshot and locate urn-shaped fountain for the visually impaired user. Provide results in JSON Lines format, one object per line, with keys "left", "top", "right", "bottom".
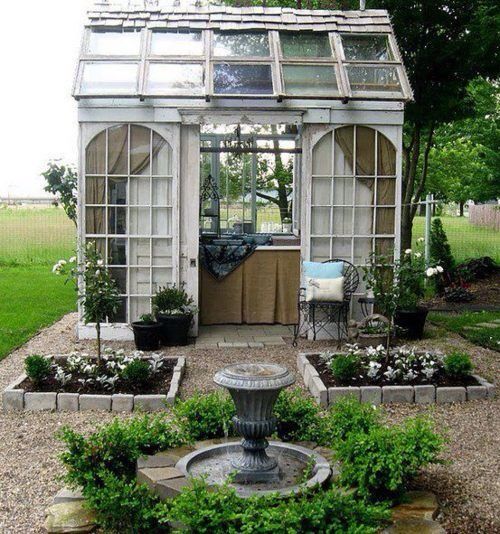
{"left": 214, "top": 363, "right": 295, "bottom": 483}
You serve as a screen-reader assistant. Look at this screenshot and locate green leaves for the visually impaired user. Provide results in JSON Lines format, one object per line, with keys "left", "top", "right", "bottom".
{"left": 42, "top": 161, "right": 77, "bottom": 224}
{"left": 24, "top": 354, "right": 51, "bottom": 385}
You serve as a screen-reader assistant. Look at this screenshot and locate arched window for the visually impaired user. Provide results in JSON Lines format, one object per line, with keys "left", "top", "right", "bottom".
{"left": 310, "top": 126, "right": 397, "bottom": 310}
{"left": 84, "top": 125, "right": 173, "bottom": 322}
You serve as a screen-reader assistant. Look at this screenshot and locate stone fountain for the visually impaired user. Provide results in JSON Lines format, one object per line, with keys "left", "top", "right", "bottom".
{"left": 175, "top": 363, "right": 332, "bottom": 497}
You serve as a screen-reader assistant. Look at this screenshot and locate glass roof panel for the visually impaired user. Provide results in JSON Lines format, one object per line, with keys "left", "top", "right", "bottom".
{"left": 146, "top": 63, "right": 204, "bottom": 95}
{"left": 150, "top": 31, "right": 203, "bottom": 56}
{"left": 280, "top": 32, "right": 332, "bottom": 58}
{"left": 213, "top": 63, "right": 273, "bottom": 94}
{"left": 213, "top": 32, "right": 270, "bottom": 57}
{"left": 88, "top": 31, "right": 141, "bottom": 56}
{"left": 80, "top": 62, "right": 138, "bottom": 94}
{"left": 283, "top": 65, "right": 338, "bottom": 96}
{"left": 341, "top": 34, "right": 393, "bottom": 61}
{"left": 347, "top": 65, "right": 401, "bottom": 93}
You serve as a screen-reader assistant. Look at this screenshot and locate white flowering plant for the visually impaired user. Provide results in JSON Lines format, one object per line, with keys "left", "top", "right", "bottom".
{"left": 318, "top": 344, "right": 446, "bottom": 386}
{"left": 53, "top": 242, "right": 122, "bottom": 363}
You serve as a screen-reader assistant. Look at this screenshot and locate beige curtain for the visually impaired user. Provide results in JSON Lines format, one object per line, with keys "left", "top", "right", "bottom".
{"left": 200, "top": 250, "right": 300, "bottom": 325}
{"left": 86, "top": 131, "right": 106, "bottom": 174}
{"left": 108, "top": 125, "right": 128, "bottom": 174}
{"left": 375, "top": 134, "right": 396, "bottom": 234}
{"left": 130, "top": 125, "right": 151, "bottom": 175}
{"left": 85, "top": 177, "right": 105, "bottom": 204}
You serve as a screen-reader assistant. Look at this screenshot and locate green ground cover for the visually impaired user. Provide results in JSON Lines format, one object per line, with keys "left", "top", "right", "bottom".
{"left": 0, "top": 208, "right": 76, "bottom": 360}
{"left": 0, "top": 207, "right": 75, "bottom": 265}
{"left": 428, "top": 310, "right": 500, "bottom": 351}
{"left": 413, "top": 216, "right": 500, "bottom": 264}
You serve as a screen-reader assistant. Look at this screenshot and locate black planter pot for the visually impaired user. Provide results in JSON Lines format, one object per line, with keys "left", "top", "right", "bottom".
{"left": 157, "top": 313, "right": 192, "bottom": 346}
{"left": 394, "top": 307, "right": 429, "bottom": 340}
{"left": 131, "top": 322, "right": 162, "bottom": 351}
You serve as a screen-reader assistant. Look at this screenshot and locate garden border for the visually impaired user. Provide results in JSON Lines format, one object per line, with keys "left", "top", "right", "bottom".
{"left": 297, "top": 353, "right": 495, "bottom": 407}
{"left": 2, "top": 356, "right": 185, "bottom": 413}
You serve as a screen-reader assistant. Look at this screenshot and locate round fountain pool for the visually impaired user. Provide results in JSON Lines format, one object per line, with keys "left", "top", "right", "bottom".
{"left": 175, "top": 441, "right": 332, "bottom": 497}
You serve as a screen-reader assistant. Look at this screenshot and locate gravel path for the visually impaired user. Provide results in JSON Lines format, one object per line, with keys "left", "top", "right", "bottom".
{"left": 0, "top": 313, "right": 498, "bottom": 533}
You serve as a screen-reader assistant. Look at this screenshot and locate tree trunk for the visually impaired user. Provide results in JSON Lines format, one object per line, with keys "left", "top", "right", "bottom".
{"left": 96, "top": 321, "right": 101, "bottom": 364}
{"left": 459, "top": 201, "right": 465, "bottom": 216}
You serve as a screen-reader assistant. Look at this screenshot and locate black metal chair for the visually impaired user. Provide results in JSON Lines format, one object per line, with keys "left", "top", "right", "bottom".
{"left": 293, "top": 259, "right": 359, "bottom": 347}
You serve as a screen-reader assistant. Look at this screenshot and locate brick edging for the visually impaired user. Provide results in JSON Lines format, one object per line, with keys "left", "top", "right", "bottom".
{"left": 297, "top": 353, "right": 495, "bottom": 406}
{"left": 2, "top": 356, "right": 185, "bottom": 413}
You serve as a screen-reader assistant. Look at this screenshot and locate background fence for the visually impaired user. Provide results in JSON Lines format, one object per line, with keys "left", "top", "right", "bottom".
{"left": 412, "top": 198, "right": 500, "bottom": 265}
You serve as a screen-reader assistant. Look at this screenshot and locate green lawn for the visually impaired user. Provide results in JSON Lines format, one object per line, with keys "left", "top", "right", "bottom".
{"left": 0, "top": 207, "right": 77, "bottom": 360}
{"left": 413, "top": 215, "right": 500, "bottom": 264}
{"left": 0, "top": 265, "right": 76, "bottom": 360}
{"left": 0, "top": 207, "right": 75, "bottom": 265}
{"left": 428, "top": 310, "right": 500, "bottom": 351}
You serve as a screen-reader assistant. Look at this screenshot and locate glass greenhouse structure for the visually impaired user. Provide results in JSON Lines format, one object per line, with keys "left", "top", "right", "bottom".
{"left": 74, "top": 3, "right": 412, "bottom": 340}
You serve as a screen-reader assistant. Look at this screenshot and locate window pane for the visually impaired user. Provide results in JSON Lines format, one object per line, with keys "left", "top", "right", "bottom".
{"left": 332, "top": 237, "right": 352, "bottom": 261}
{"left": 333, "top": 207, "right": 353, "bottom": 234}
{"left": 355, "top": 177, "right": 374, "bottom": 205}
{"left": 377, "top": 178, "right": 396, "bottom": 205}
{"left": 152, "top": 178, "right": 172, "bottom": 205}
{"left": 108, "top": 177, "right": 127, "bottom": 205}
{"left": 152, "top": 132, "right": 172, "bottom": 175}
{"left": 151, "top": 31, "right": 203, "bottom": 55}
{"left": 130, "top": 297, "right": 150, "bottom": 321}
{"left": 130, "top": 268, "right": 150, "bottom": 295}
{"left": 108, "top": 125, "right": 128, "bottom": 174}
{"left": 356, "top": 126, "right": 375, "bottom": 175}
{"left": 146, "top": 63, "right": 204, "bottom": 95}
{"left": 88, "top": 31, "right": 141, "bottom": 56}
{"left": 109, "top": 267, "right": 127, "bottom": 293}
{"left": 354, "top": 207, "right": 373, "bottom": 234}
{"left": 312, "top": 132, "right": 332, "bottom": 176}
{"left": 354, "top": 238, "right": 372, "bottom": 264}
{"left": 108, "top": 207, "right": 126, "bottom": 234}
{"left": 130, "top": 125, "right": 151, "bottom": 175}
{"left": 86, "top": 177, "right": 105, "bottom": 204}
{"left": 86, "top": 131, "right": 106, "bottom": 174}
{"left": 376, "top": 207, "right": 395, "bottom": 234}
{"left": 109, "top": 297, "right": 127, "bottom": 322}
{"left": 80, "top": 63, "right": 138, "bottom": 94}
{"left": 130, "top": 177, "right": 150, "bottom": 205}
{"left": 152, "top": 238, "right": 172, "bottom": 266}
{"left": 153, "top": 268, "right": 172, "bottom": 291}
{"left": 311, "top": 237, "right": 331, "bottom": 262}
{"left": 130, "top": 238, "right": 150, "bottom": 266}
{"left": 342, "top": 34, "right": 393, "bottom": 61}
{"left": 377, "top": 133, "right": 396, "bottom": 175}
{"left": 214, "top": 32, "right": 269, "bottom": 56}
{"left": 281, "top": 32, "right": 332, "bottom": 58}
{"left": 108, "top": 238, "right": 127, "bottom": 265}
{"left": 312, "top": 178, "right": 331, "bottom": 205}
{"left": 332, "top": 178, "right": 353, "bottom": 206}
{"left": 152, "top": 208, "right": 171, "bottom": 236}
{"left": 86, "top": 207, "right": 105, "bottom": 234}
{"left": 130, "top": 207, "right": 151, "bottom": 235}
{"left": 347, "top": 65, "right": 401, "bottom": 93}
{"left": 311, "top": 207, "right": 331, "bottom": 234}
{"left": 334, "top": 127, "right": 354, "bottom": 176}
{"left": 283, "top": 65, "right": 338, "bottom": 96}
{"left": 214, "top": 64, "right": 273, "bottom": 95}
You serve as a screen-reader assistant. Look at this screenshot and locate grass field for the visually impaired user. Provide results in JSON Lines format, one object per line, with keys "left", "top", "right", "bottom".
{"left": 0, "top": 207, "right": 75, "bottom": 265}
{"left": 0, "top": 207, "right": 76, "bottom": 360}
{"left": 413, "top": 216, "right": 500, "bottom": 264}
{"left": 428, "top": 310, "right": 500, "bottom": 351}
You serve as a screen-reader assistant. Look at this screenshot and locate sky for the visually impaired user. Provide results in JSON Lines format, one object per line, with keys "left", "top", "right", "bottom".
{"left": 0, "top": 0, "right": 90, "bottom": 198}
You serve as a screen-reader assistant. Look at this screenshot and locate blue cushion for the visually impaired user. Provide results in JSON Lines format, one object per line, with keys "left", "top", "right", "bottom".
{"left": 303, "top": 261, "right": 343, "bottom": 279}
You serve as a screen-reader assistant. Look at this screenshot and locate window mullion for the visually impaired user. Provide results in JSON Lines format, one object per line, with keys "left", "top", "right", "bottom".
{"left": 330, "top": 33, "right": 351, "bottom": 99}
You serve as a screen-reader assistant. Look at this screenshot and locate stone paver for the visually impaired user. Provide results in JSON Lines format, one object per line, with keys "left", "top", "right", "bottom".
{"left": 328, "top": 386, "right": 360, "bottom": 403}
{"left": 134, "top": 394, "right": 166, "bottom": 411}
{"left": 24, "top": 392, "right": 57, "bottom": 411}
{"left": 391, "top": 491, "right": 439, "bottom": 521}
{"left": 44, "top": 502, "right": 96, "bottom": 533}
{"left": 360, "top": 386, "right": 382, "bottom": 405}
{"left": 79, "top": 394, "right": 111, "bottom": 411}
{"left": 53, "top": 487, "right": 84, "bottom": 505}
{"left": 382, "top": 386, "right": 414, "bottom": 404}
{"left": 57, "top": 393, "right": 79, "bottom": 412}
{"left": 2, "top": 389, "right": 24, "bottom": 411}
{"left": 111, "top": 394, "right": 134, "bottom": 412}
{"left": 414, "top": 385, "right": 435, "bottom": 404}
{"left": 436, "top": 387, "right": 466, "bottom": 404}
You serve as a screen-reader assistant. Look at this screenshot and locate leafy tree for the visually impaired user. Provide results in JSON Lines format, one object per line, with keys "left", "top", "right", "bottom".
{"left": 430, "top": 218, "right": 454, "bottom": 273}
{"left": 41, "top": 161, "right": 77, "bottom": 224}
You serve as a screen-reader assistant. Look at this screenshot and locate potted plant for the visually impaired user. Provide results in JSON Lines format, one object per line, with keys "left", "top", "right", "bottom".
{"left": 152, "top": 284, "right": 196, "bottom": 346}
{"left": 131, "top": 313, "right": 162, "bottom": 351}
{"left": 356, "top": 314, "right": 391, "bottom": 348}
{"left": 282, "top": 217, "right": 292, "bottom": 233}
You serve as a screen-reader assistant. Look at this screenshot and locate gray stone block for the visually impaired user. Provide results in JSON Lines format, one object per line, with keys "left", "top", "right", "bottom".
{"left": 328, "top": 387, "right": 360, "bottom": 404}
{"left": 112, "top": 394, "right": 134, "bottom": 412}
{"left": 310, "top": 376, "right": 328, "bottom": 407}
{"left": 382, "top": 386, "right": 414, "bottom": 404}
{"left": 3, "top": 389, "right": 24, "bottom": 412}
{"left": 296, "top": 353, "right": 309, "bottom": 374}
{"left": 166, "top": 379, "right": 179, "bottom": 405}
{"left": 303, "top": 363, "right": 319, "bottom": 389}
{"left": 79, "top": 394, "right": 111, "bottom": 411}
{"left": 53, "top": 487, "right": 84, "bottom": 504}
{"left": 134, "top": 395, "right": 167, "bottom": 411}
{"left": 24, "top": 392, "right": 57, "bottom": 411}
{"left": 436, "top": 387, "right": 466, "bottom": 404}
{"left": 360, "top": 386, "right": 382, "bottom": 405}
{"left": 414, "top": 385, "right": 435, "bottom": 404}
{"left": 467, "top": 386, "right": 488, "bottom": 401}
{"left": 472, "top": 375, "right": 495, "bottom": 398}
{"left": 57, "top": 393, "right": 79, "bottom": 412}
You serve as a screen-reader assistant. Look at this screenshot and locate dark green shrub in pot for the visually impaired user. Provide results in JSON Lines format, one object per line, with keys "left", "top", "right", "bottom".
{"left": 444, "top": 351, "right": 473, "bottom": 377}
{"left": 25, "top": 355, "right": 51, "bottom": 385}
{"left": 152, "top": 284, "right": 196, "bottom": 346}
{"left": 131, "top": 313, "right": 162, "bottom": 352}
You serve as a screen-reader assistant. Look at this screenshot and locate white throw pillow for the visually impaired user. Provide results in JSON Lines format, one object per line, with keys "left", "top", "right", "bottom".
{"left": 305, "top": 276, "right": 344, "bottom": 303}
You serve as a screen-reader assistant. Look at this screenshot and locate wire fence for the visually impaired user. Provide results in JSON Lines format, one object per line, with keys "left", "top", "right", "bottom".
{"left": 0, "top": 206, "right": 76, "bottom": 266}
{"left": 412, "top": 198, "right": 500, "bottom": 265}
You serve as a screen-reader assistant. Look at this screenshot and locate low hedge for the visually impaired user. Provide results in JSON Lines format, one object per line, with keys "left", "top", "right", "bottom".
{"left": 59, "top": 392, "right": 445, "bottom": 533}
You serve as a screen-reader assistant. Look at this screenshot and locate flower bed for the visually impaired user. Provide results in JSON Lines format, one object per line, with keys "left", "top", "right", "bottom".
{"left": 3, "top": 349, "right": 185, "bottom": 412}
{"left": 298, "top": 345, "right": 495, "bottom": 407}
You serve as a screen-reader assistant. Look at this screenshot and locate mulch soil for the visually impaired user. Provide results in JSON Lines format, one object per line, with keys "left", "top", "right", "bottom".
{"left": 308, "top": 353, "right": 480, "bottom": 388}
{"left": 18, "top": 358, "right": 176, "bottom": 395}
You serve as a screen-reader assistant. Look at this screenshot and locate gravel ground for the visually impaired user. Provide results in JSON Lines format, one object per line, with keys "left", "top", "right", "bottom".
{"left": 0, "top": 313, "right": 498, "bottom": 533}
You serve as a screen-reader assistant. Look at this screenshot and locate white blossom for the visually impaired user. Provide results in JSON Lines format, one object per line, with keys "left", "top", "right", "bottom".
{"left": 367, "top": 361, "right": 382, "bottom": 378}
{"left": 414, "top": 252, "right": 422, "bottom": 258}
{"left": 422, "top": 367, "right": 436, "bottom": 380}
{"left": 436, "top": 265, "right": 444, "bottom": 273}
{"left": 426, "top": 267, "right": 437, "bottom": 277}
{"left": 404, "top": 249, "right": 412, "bottom": 255}
{"left": 384, "top": 366, "right": 398, "bottom": 380}
{"left": 69, "top": 256, "right": 77, "bottom": 263}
